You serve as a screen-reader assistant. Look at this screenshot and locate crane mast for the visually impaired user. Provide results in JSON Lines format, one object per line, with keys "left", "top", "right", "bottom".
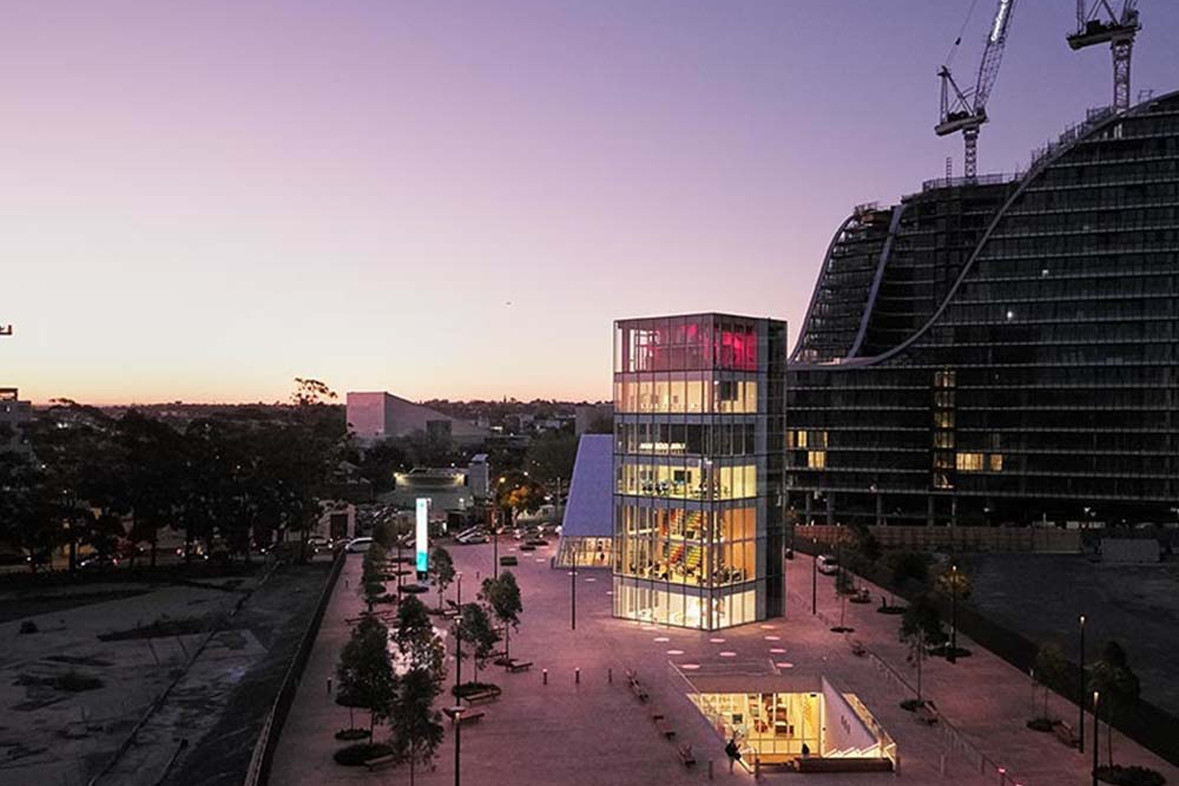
{"left": 935, "top": 0, "right": 1019, "bottom": 180}
{"left": 1067, "top": 0, "right": 1140, "bottom": 112}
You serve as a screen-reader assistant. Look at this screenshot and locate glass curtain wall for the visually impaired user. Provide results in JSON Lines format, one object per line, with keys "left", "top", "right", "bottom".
{"left": 612, "top": 314, "right": 787, "bottom": 630}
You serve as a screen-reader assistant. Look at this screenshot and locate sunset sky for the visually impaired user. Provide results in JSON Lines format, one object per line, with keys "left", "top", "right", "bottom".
{"left": 3, "top": 1, "right": 1177, "bottom": 405}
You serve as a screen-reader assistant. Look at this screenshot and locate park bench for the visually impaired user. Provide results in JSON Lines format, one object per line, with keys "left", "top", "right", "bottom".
{"left": 463, "top": 686, "right": 502, "bottom": 705}
{"left": 499, "top": 556, "right": 518, "bottom": 566}
{"left": 454, "top": 709, "right": 485, "bottom": 726}
{"left": 1052, "top": 721, "right": 1079, "bottom": 748}
{"left": 630, "top": 679, "right": 650, "bottom": 703}
{"left": 506, "top": 659, "right": 533, "bottom": 672}
{"left": 915, "top": 703, "right": 938, "bottom": 726}
{"left": 653, "top": 717, "right": 675, "bottom": 739}
{"left": 677, "top": 743, "right": 696, "bottom": 767}
{"left": 364, "top": 754, "right": 398, "bottom": 771}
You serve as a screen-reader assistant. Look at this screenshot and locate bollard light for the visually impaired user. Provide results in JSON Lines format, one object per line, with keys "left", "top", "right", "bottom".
{"left": 575, "top": 667, "right": 581, "bottom": 684}
{"left": 542, "top": 668, "right": 548, "bottom": 685}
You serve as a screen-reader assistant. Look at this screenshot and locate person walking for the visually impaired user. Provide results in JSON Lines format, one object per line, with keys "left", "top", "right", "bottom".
{"left": 724, "top": 736, "right": 740, "bottom": 773}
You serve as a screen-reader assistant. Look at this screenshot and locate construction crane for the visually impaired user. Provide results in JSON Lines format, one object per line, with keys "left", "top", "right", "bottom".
{"left": 935, "top": 0, "right": 1020, "bottom": 180}
{"left": 1067, "top": 0, "right": 1141, "bottom": 112}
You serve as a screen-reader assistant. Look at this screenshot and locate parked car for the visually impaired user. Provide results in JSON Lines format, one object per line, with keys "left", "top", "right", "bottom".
{"left": 345, "top": 537, "right": 374, "bottom": 553}
{"left": 816, "top": 554, "right": 839, "bottom": 575}
{"left": 78, "top": 554, "right": 120, "bottom": 571}
{"left": 456, "top": 530, "right": 488, "bottom": 545}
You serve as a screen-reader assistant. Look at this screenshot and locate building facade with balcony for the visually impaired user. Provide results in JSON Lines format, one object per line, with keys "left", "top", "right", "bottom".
{"left": 788, "top": 91, "right": 1179, "bottom": 530}
{"left": 612, "top": 313, "right": 788, "bottom": 629}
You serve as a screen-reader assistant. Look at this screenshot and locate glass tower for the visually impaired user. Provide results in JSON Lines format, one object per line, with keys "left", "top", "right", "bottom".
{"left": 612, "top": 313, "right": 787, "bottom": 630}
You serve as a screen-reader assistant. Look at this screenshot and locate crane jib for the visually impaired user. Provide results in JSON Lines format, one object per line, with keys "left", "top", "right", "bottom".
{"left": 990, "top": 0, "right": 1012, "bottom": 43}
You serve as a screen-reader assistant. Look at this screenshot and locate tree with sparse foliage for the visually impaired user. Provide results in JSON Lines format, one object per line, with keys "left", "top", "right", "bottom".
{"left": 934, "top": 564, "right": 972, "bottom": 601}
{"left": 393, "top": 596, "right": 445, "bottom": 687}
{"left": 1032, "top": 643, "right": 1070, "bottom": 721}
{"left": 429, "top": 547, "right": 456, "bottom": 611}
{"left": 390, "top": 668, "right": 444, "bottom": 786}
{"left": 481, "top": 571, "right": 523, "bottom": 662}
{"left": 452, "top": 603, "right": 500, "bottom": 680}
{"left": 899, "top": 594, "right": 945, "bottom": 704}
{"left": 336, "top": 616, "right": 398, "bottom": 735}
{"left": 1089, "top": 640, "right": 1141, "bottom": 768}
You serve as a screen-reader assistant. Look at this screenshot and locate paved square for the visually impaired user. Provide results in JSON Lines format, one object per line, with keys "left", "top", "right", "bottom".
{"left": 270, "top": 543, "right": 1179, "bottom": 785}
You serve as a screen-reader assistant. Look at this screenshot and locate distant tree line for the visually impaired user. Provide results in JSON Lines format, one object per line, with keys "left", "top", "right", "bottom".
{"left": 0, "top": 379, "right": 346, "bottom": 570}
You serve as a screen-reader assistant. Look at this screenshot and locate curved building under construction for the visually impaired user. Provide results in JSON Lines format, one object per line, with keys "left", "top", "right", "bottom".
{"left": 788, "top": 91, "right": 1179, "bottom": 530}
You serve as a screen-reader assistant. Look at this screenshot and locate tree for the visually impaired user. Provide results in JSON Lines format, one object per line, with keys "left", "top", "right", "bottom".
{"left": 496, "top": 472, "right": 547, "bottom": 537}
{"left": 429, "top": 546, "right": 456, "bottom": 611}
{"left": 360, "top": 542, "right": 388, "bottom": 610}
{"left": 481, "top": 571, "right": 523, "bottom": 662}
{"left": 452, "top": 603, "right": 500, "bottom": 682}
{"left": 391, "top": 668, "right": 444, "bottom": 786}
{"left": 1089, "top": 640, "right": 1141, "bottom": 767}
{"left": 524, "top": 432, "right": 578, "bottom": 484}
{"left": 899, "top": 594, "right": 946, "bottom": 704}
{"left": 393, "top": 596, "right": 445, "bottom": 687}
{"left": 1032, "top": 643, "right": 1070, "bottom": 721}
{"left": 336, "top": 615, "right": 398, "bottom": 734}
{"left": 888, "top": 551, "right": 929, "bottom": 589}
{"left": 934, "top": 564, "right": 972, "bottom": 601}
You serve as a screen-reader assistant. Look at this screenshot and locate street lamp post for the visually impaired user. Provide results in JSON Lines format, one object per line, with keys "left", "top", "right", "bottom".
{"left": 949, "top": 564, "right": 959, "bottom": 664}
{"left": 452, "top": 705, "right": 465, "bottom": 786}
{"left": 1079, "top": 614, "right": 1087, "bottom": 754}
{"left": 811, "top": 537, "right": 817, "bottom": 615}
{"left": 455, "top": 572, "right": 463, "bottom": 691}
{"left": 571, "top": 556, "right": 577, "bottom": 630}
{"left": 1091, "top": 691, "right": 1100, "bottom": 786}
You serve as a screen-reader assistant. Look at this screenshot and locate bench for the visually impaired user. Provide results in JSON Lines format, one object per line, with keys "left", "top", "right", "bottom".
{"left": 677, "top": 743, "right": 696, "bottom": 767}
{"left": 654, "top": 718, "right": 675, "bottom": 739}
{"left": 1052, "top": 721, "right": 1079, "bottom": 748}
{"left": 454, "top": 709, "right": 485, "bottom": 726}
{"left": 506, "top": 659, "right": 533, "bottom": 673}
{"left": 463, "top": 687, "right": 502, "bottom": 704}
{"left": 630, "top": 680, "right": 650, "bottom": 703}
{"left": 915, "top": 704, "right": 938, "bottom": 726}
{"left": 364, "top": 754, "right": 398, "bottom": 771}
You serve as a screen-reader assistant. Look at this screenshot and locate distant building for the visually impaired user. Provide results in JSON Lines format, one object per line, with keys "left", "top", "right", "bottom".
{"left": 468, "top": 454, "right": 490, "bottom": 500}
{"left": 0, "top": 388, "right": 31, "bottom": 454}
{"left": 391, "top": 467, "right": 473, "bottom": 515}
{"left": 575, "top": 403, "right": 613, "bottom": 436}
{"left": 346, "top": 391, "right": 490, "bottom": 446}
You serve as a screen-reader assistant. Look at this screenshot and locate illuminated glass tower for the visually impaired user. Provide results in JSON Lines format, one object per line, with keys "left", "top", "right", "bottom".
{"left": 612, "top": 314, "right": 787, "bottom": 630}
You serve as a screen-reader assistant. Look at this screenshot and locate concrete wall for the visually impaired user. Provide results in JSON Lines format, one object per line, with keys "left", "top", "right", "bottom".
{"left": 820, "top": 678, "right": 878, "bottom": 756}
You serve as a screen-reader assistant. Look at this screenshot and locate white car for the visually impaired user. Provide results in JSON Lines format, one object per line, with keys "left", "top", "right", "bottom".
{"left": 345, "top": 537, "right": 374, "bottom": 553}
{"left": 816, "top": 554, "right": 840, "bottom": 575}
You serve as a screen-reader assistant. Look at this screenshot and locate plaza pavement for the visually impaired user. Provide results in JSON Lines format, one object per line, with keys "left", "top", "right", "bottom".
{"left": 269, "top": 542, "right": 1178, "bottom": 785}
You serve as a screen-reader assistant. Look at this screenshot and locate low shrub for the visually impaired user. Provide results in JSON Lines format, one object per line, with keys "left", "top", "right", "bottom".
{"left": 19, "top": 620, "right": 38, "bottom": 635}
{"left": 333, "top": 742, "right": 395, "bottom": 767}
{"left": 899, "top": 698, "right": 924, "bottom": 712}
{"left": 453, "top": 681, "right": 499, "bottom": 698}
{"left": 1096, "top": 765, "right": 1166, "bottom": 786}
{"left": 334, "top": 728, "right": 371, "bottom": 741}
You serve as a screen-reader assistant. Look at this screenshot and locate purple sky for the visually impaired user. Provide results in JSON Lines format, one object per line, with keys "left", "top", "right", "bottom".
{"left": 3, "top": 1, "right": 1176, "bottom": 404}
